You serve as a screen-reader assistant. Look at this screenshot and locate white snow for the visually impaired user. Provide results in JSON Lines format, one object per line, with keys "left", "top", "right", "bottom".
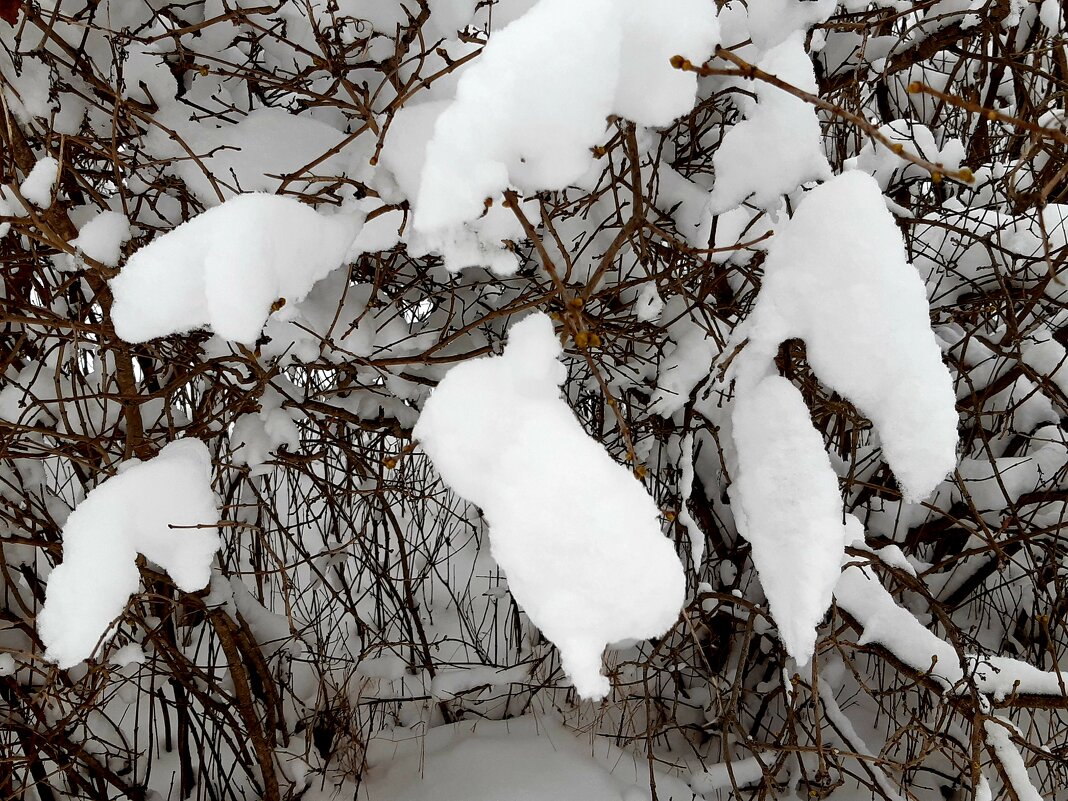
{"left": 653, "top": 165, "right": 714, "bottom": 249}
{"left": 110, "top": 193, "right": 362, "bottom": 345}
{"left": 847, "top": 119, "right": 964, "bottom": 191}
{"left": 732, "top": 171, "right": 958, "bottom": 501}
{"left": 358, "top": 715, "right": 695, "bottom": 801}
{"left": 109, "top": 643, "right": 146, "bottom": 668}
{"left": 71, "top": 210, "right": 132, "bottom": 267}
{"left": 612, "top": 0, "right": 722, "bottom": 128}
{"left": 709, "top": 32, "right": 832, "bottom": 214}
{"left": 678, "top": 434, "right": 705, "bottom": 567}
{"left": 1040, "top": 0, "right": 1064, "bottom": 31}
{"left": 690, "top": 756, "right": 766, "bottom": 793}
{"left": 983, "top": 718, "right": 1045, "bottom": 801}
{"left": 730, "top": 375, "right": 859, "bottom": 665}
{"left": 745, "top": 0, "right": 838, "bottom": 52}
{"left": 416, "top": 0, "right": 618, "bottom": 232}
{"left": 229, "top": 385, "right": 301, "bottom": 471}
{"left": 635, "top": 283, "right": 665, "bottom": 322}
{"left": 650, "top": 319, "right": 724, "bottom": 416}
{"left": 415, "top": 0, "right": 718, "bottom": 233}
{"left": 145, "top": 107, "right": 358, "bottom": 206}
{"left": 20, "top": 156, "right": 59, "bottom": 207}
{"left": 836, "top": 564, "right": 1067, "bottom": 700}
{"left": 817, "top": 678, "right": 905, "bottom": 801}
{"left": 430, "top": 664, "right": 532, "bottom": 700}
{"left": 955, "top": 436, "right": 1068, "bottom": 511}
{"left": 1021, "top": 326, "right": 1068, "bottom": 407}
{"left": 38, "top": 439, "right": 220, "bottom": 668}
{"left": 413, "top": 313, "right": 685, "bottom": 699}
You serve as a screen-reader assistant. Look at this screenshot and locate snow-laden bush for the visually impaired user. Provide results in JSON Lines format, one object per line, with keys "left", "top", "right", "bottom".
{"left": 1, "top": 1, "right": 1066, "bottom": 800}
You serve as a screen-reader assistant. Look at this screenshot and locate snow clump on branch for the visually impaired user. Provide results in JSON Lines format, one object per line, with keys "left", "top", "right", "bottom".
{"left": 414, "top": 313, "right": 686, "bottom": 699}
{"left": 38, "top": 439, "right": 220, "bottom": 668}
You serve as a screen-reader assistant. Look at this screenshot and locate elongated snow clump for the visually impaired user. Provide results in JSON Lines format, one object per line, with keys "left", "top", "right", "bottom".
{"left": 111, "top": 193, "right": 361, "bottom": 345}
{"left": 414, "top": 313, "right": 685, "bottom": 699}
{"left": 39, "top": 440, "right": 220, "bottom": 668}
{"left": 730, "top": 375, "right": 862, "bottom": 666}
{"left": 727, "top": 170, "right": 959, "bottom": 666}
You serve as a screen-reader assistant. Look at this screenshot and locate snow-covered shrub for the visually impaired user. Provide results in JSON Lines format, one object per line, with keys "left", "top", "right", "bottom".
{"left": 1, "top": 1, "right": 1066, "bottom": 800}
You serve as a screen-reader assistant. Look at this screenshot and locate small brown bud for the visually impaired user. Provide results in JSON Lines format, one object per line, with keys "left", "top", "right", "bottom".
{"left": 588, "top": 332, "right": 602, "bottom": 348}
{"left": 383, "top": 457, "right": 397, "bottom": 470}
{"left": 574, "top": 331, "right": 590, "bottom": 348}
{"left": 270, "top": 297, "right": 287, "bottom": 313}
{"left": 931, "top": 171, "right": 943, "bottom": 183}
{"left": 907, "top": 81, "right": 924, "bottom": 94}
{"left": 957, "top": 167, "right": 974, "bottom": 183}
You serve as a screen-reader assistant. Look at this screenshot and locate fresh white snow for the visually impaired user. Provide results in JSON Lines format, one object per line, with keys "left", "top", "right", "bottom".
{"left": 110, "top": 193, "right": 362, "bottom": 345}
{"left": 709, "top": 32, "right": 832, "bottom": 214}
{"left": 732, "top": 171, "right": 958, "bottom": 502}
{"left": 70, "top": 210, "right": 132, "bottom": 267}
{"left": 415, "top": 0, "right": 718, "bottom": 233}
{"left": 730, "top": 375, "right": 859, "bottom": 665}
{"left": 19, "top": 156, "right": 59, "bottom": 207}
{"left": 414, "top": 312, "right": 685, "bottom": 699}
{"left": 38, "top": 439, "right": 220, "bottom": 668}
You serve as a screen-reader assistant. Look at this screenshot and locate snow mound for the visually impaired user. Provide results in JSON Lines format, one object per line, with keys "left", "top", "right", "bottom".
{"left": 414, "top": 313, "right": 685, "bottom": 699}
{"left": 38, "top": 440, "right": 220, "bottom": 668}
{"left": 110, "top": 193, "right": 362, "bottom": 345}
{"left": 359, "top": 715, "right": 696, "bottom": 801}
{"left": 415, "top": 0, "right": 719, "bottom": 233}
{"left": 71, "top": 210, "right": 132, "bottom": 267}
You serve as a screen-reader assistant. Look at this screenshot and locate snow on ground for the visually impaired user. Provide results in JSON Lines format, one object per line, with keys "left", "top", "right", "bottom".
{"left": 414, "top": 313, "right": 685, "bottom": 699}
{"left": 354, "top": 715, "right": 695, "bottom": 801}
{"left": 38, "top": 439, "right": 220, "bottom": 668}
{"left": 110, "top": 193, "right": 362, "bottom": 345}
